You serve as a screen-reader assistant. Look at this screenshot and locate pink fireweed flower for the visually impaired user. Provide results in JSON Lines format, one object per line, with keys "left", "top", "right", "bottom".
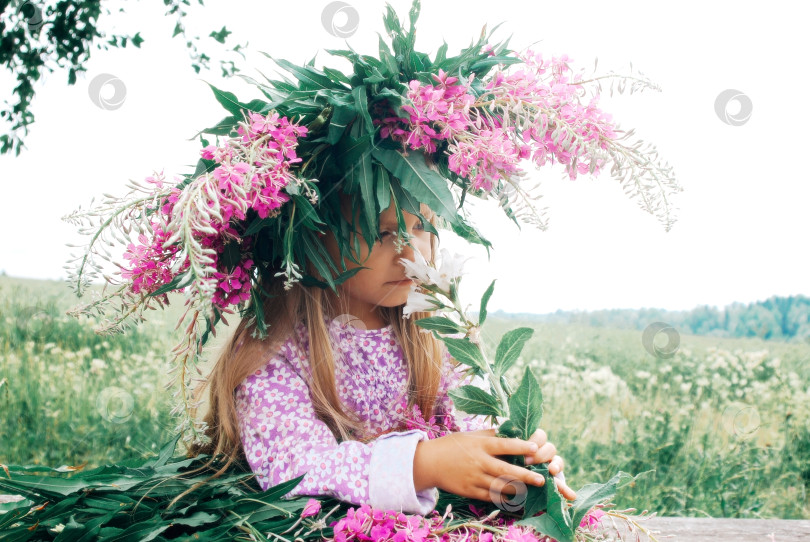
{"left": 120, "top": 224, "right": 185, "bottom": 297}
{"left": 212, "top": 259, "right": 254, "bottom": 308}
{"left": 213, "top": 161, "right": 252, "bottom": 194}
{"left": 329, "top": 504, "right": 435, "bottom": 542}
{"left": 301, "top": 498, "right": 321, "bottom": 518}
{"left": 502, "top": 525, "right": 542, "bottom": 542}
{"left": 579, "top": 508, "right": 605, "bottom": 530}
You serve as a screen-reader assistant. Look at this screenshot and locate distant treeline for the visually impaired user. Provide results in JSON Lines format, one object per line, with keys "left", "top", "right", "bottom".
{"left": 492, "top": 295, "right": 810, "bottom": 342}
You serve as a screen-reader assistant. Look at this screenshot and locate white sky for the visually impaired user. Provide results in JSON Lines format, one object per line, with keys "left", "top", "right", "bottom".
{"left": 1, "top": 0, "right": 808, "bottom": 314}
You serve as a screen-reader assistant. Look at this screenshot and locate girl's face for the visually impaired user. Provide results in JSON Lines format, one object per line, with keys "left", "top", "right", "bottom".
{"left": 323, "top": 203, "right": 434, "bottom": 329}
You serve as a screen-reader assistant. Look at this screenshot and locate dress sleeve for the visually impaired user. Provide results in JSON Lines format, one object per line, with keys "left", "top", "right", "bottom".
{"left": 235, "top": 339, "right": 438, "bottom": 514}
{"left": 433, "top": 348, "right": 495, "bottom": 433}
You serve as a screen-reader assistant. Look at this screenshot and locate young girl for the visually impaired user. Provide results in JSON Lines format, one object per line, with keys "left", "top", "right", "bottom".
{"left": 188, "top": 190, "right": 574, "bottom": 515}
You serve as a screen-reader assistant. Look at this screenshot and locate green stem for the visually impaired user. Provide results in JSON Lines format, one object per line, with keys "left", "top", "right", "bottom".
{"left": 443, "top": 289, "right": 511, "bottom": 419}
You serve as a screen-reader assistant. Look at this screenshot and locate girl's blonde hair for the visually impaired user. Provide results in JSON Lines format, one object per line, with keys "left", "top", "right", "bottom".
{"left": 175, "top": 193, "right": 445, "bottom": 505}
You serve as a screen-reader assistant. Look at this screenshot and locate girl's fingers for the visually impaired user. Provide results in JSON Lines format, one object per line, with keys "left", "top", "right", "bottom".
{"left": 548, "top": 455, "right": 564, "bottom": 475}
{"left": 490, "top": 436, "right": 538, "bottom": 456}
{"left": 485, "top": 457, "right": 547, "bottom": 492}
{"left": 529, "top": 428, "right": 547, "bottom": 447}
{"left": 554, "top": 473, "right": 577, "bottom": 501}
{"left": 526, "top": 442, "right": 556, "bottom": 465}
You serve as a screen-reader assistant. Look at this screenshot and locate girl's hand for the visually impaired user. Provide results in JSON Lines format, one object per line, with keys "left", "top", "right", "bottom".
{"left": 413, "top": 429, "right": 559, "bottom": 504}
{"left": 524, "top": 428, "right": 576, "bottom": 500}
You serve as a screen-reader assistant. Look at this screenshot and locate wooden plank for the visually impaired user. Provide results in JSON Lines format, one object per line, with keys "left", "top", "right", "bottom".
{"left": 612, "top": 517, "right": 810, "bottom": 542}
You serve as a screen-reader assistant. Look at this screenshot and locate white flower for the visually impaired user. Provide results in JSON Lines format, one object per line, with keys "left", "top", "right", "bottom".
{"left": 399, "top": 249, "right": 440, "bottom": 286}
{"left": 402, "top": 285, "right": 440, "bottom": 318}
{"left": 435, "top": 248, "right": 469, "bottom": 291}
{"left": 399, "top": 248, "right": 470, "bottom": 293}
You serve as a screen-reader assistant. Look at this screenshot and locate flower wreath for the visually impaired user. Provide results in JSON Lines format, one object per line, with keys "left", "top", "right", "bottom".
{"left": 64, "top": 0, "right": 681, "bottom": 445}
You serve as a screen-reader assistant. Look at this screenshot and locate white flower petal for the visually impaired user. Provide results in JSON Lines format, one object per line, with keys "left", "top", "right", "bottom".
{"left": 403, "top": 286, "right": 439, "bottom": 318}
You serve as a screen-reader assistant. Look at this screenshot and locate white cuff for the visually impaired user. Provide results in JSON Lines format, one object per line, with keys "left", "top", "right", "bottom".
{"left": 368, "top": 430, "right": 439, "bottom": 515}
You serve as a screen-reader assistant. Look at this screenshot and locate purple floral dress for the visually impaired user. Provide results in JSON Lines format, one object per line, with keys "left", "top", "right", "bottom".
{"left": 235, "top": 316, "right": 492, "bottom": 515}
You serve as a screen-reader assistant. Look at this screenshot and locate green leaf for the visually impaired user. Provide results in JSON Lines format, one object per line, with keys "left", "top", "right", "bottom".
{"left": 355, "top": 150, "right": 377, "bottom": 242}
{"left": 104, "top": 516, "right": 169, "bottom": 542}
{"left": 323, "top": 67, "right": 351, "bottom": 86}
{"left": 352, "top": 85, "right": 374, "bottom": 133}
{"left": 448, "top": 385, "right": 501, "bottom": 417}
{"left": 518, "top": 466, "right": 574, "bottom": 541}
{"left": 209, "top": 26, "right": 232, "bottom": 44}
{"left": 517, "top": 506, "right": 574, "bottom": 542}
{"left": 493, "top": 327, "right": 534, "bottom": 377}
{"left": 479, "top": 279, "right": 495, "bottom": 326}
{"left": 507, "top": 367, "right": 543, "bottom": 440}
{"left": 274, "top": 58, "right": 337, "bottom": 90}
{"left": 139, "top": 434, "right": 180, "bottom": 469}
{"left": 496, "top": 419, "right": 521, "bottom": 439}
{"left": 371, "top": 148, "right": 459, "bottom": 227}
{"left": 570, "top": 472, "right": 627, "bottom": 528}
{"left": 375, "top": 163, "right": 392, "bottom": 211}
{"left": 150, "top": 271, "right": 193, "bottom": 297}
{"left": 326, "top": 97, "right": 356, "bottom": 144}
{"left": 292, "top": 194, "right": 327, "bottom": 231}
{"left": 443, "top": 336, "right": 485, "bottom": 370}
{"left": 522, "top": 482, "right": 548, "bottom": 519}
{"left": 448, "top": 212, "right": 491, "bottom": 249}
{"left": 336, "top": 132, "right": 375, "bottom": 169}
{"left": 244, "top": 216, "right": 277, "bottom": 236}
{"left": 414, "top": 316, "right": 465, "bottom": 335}
{"left": 190, "top": 113, "right": 238, "bottom": 139}
{"left": 204, "top": 81, "right": 244, "bottom": 118}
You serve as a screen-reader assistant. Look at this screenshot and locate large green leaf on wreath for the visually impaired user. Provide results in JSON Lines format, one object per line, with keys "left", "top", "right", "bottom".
{"left": 371, "top": 148, "right": 460, "bottom": 228}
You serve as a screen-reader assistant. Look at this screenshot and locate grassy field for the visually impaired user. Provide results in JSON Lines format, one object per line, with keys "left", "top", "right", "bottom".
{"left": 1, "top": 276, "right": 808, "bottom": 519}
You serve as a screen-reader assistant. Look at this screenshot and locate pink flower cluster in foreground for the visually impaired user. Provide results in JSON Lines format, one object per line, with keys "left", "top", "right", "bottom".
{"left": 121, "top": 223, "right": 185, "bottom": 299}
{"left": 119, "top": 112, "right": 308, "bottom": 309}
{"left": 325, "top": 501, "right": 605, "bottom": 542}
{"left": 375, "top": 50, "right": 615, "bottom": 191}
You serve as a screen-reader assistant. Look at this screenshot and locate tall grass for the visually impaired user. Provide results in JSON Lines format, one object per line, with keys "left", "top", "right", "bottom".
{"left": 0, "top": 277, "right": 180, "bottom": 468}
{"left": 1, "top": 277, "right": 808, "bottom": 518}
